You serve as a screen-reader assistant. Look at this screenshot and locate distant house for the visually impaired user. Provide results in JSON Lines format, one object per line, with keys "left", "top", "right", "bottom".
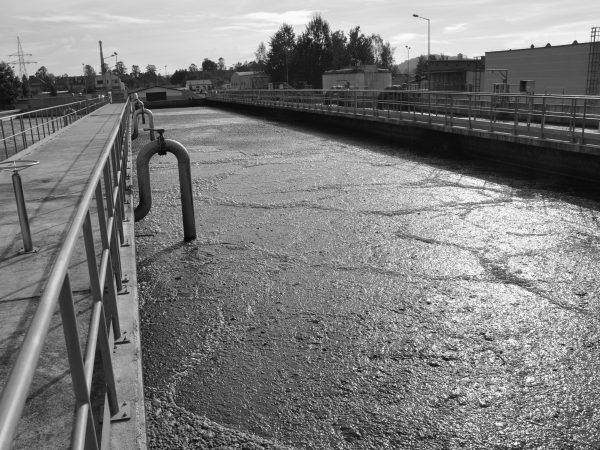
{"left": 322, "top": 65, "right": 392, "bottom": 90}
{"left": 186, "top": 79, "right": 212, "bottom": 93}
{"left": 230, "top": 72, "right": 270, "bottom": 90}
{"left": 130, "top": 86, "right": 186, "bottom": 102}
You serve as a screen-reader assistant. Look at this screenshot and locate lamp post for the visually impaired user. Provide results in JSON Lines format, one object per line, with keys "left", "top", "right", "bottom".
{"left": 102, "top": 49, "right": 117, "bottom": 93}
{"left": 405, "top": 46, "right": 411, "bottom": 84}
{"left": 82, "top": 63, "right": 86, "bottom": 94}
{"left": 412, "top": 14, "right": 430, "bottom": 62}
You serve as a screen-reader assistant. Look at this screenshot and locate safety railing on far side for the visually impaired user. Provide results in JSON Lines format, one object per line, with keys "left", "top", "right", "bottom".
{"left": 210, "top": 89, "right": 600, "bottom": 147}
{"left": 0, "top": 99, "right": 131, "bottom": 449}
{"left": 0, "top": 96, "right": 110, "bottom": 161}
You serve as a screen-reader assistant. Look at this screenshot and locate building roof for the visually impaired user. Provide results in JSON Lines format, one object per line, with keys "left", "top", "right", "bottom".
{"left": 324, "top": 65, "right": 391, "bottom": 75}
{"left": 234, "top": 71, "right": 268, "bottom": 77}
{"left": 130, "top": 85, "right": 185, "bottom": 93}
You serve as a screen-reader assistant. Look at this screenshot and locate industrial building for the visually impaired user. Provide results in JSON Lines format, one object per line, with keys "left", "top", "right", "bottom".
{"left": 482, "top": 27, "right": 599, "bottom": 95}
{"left": 427, "top": 58, "right": 485, "bottom": 92}
{"left": 230, "top": 72, "right": 270, "bottom": 90}
{"left": 322, "top": 65, "right": 392, "bottom": 90}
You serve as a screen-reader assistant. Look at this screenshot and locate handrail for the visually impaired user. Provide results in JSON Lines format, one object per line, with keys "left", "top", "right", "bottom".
{"left": 0, "top": 96, "right": 110, "bottom": 161}
{"left": 209, "top": 89, "right": 600, "bottom": 147}
{"left": 0, "top": 99, "right": 131, "bottom": 449}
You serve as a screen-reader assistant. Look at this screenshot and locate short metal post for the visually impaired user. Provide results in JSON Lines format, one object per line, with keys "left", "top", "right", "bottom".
{"left": 13, "top": 172, "right": 33, "bottom": 252}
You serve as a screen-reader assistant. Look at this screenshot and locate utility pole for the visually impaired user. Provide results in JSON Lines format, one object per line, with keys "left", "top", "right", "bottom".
{"left": 9, "top": 37, "right": 37, "bottom": 79}
{"left": 99, "top": 40, "right": 107, "bottom": 94}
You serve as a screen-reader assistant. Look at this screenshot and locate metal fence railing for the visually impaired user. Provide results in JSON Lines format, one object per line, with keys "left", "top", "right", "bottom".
{"left": 0, "top": 97, "right": 110, "bottom": 161}
{"left": 209, "top": 89, "right": 600, "bottom": 147}
{"left": 0, "top": 99, "right": 131, "bottom": 449}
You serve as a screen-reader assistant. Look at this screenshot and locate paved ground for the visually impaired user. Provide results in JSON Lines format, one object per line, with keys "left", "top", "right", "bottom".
{"left": 134, "top": 106, "right": 600, "bottom": 449}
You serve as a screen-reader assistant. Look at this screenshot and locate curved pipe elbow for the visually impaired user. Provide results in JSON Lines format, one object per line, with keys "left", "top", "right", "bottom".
{"left": 134, "top": 139, "right": 196, "bottom": 241}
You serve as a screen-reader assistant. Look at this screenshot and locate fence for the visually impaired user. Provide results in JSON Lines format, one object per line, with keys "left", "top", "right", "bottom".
{"left": 0, "top": 97, "right": 110, "bottom": 161}
{"left": 210, "top": 89, "right": 600, "bottom": 147}
{"left": 0, "top": 99, "right": 131, "bottom": 449}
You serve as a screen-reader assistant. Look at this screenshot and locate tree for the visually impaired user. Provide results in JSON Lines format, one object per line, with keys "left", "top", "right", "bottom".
{"left": 255, "top": 42, "right": 267, "bottom": 70}
{"left": 131, "top": 65, "right": 141, "bottom": 78}
{"left": 0, "top": 62, "right": 19, "bottom": 107}
{"left": 189, "top": 63, "right": 198, "bottom": 72}
{"left": 330, "top": 30, "right": 350, "bottom": 69}
{"left": 170, "top": 68, "right": 188, "bottom": 86}
{"left": 347, "top": 26, "right": 373, "bottom": 66}
{"left": 371, "top": 34, "right": 394, "bottom": 69}
{"left": 145, "top": 64, "right": 157, "bottom": 75}
{"left": 415, "top": 55, "right": 428, "bottom": 78}
{"left": 295, "top": 14, "right": 333, "bottom": 88}
{"left": 21, "top": 74, "right": 29, "bottom": 98}
{"left": 114, "top": 61, "right": 127, "bottom": 77}
{"left": 217, "top": 57, "right": 225, "bottom": 71}
{"left": 266, "top": 23, "right": 296, "bottom": 83}
{"left": 202, "top": 58, "right": 218, "bottom": 72}
{"left": 83, "top": 64, "right": 96, "bottom": 77}
{"left": 35, "top": 66, "right": 56, "bottom": 94}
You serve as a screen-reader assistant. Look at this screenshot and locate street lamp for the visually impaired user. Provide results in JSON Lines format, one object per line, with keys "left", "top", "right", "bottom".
{"left": 412, "top": 14, "right": 430, "bottom": 63}
{"left": 405, "top": 46, "right": 411, "bottom": 83}
{"left": 102, "top": 51, "right": 117, "bottom": 92}
{"left": 82, "top": 63, "right": 86, "bottom": 94}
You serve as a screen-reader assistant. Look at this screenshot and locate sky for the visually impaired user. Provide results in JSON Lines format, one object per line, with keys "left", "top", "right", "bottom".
{"left": 1, "top": 0, "right": 599, "bottom": 78}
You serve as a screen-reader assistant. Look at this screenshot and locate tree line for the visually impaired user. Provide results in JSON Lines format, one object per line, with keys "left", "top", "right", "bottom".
{"left": 261, "top": 14, "right": 394, "bottom": 88}
{"left": 0, "top": 14, "right": 399, "bottom": 107}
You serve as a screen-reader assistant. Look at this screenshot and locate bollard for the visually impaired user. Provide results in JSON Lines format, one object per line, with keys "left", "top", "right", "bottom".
{"left": 1, "top": 160, "right": 40, "bottom": 253}
{"left": 131, "top": 108, "right": 155, "bottom": 141}
{"left": 134, "top": 129, "right": 196, "bottom": 241}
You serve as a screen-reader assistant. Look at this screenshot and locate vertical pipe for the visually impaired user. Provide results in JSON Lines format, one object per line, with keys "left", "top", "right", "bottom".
{"left": 12, "top": 171, "right": 33, "bottom": 252}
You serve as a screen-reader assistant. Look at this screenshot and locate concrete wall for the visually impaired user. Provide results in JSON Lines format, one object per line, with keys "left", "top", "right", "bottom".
{"left": 484, "top": 43, "right": 591, "bottom": 94}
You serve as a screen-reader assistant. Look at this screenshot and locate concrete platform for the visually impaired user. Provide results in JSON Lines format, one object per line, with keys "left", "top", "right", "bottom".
{"left": 0, "top": 104, "right": 145, "bottom": 449}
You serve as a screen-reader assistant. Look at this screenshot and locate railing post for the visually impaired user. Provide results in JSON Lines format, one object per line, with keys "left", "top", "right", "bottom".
{"left": 1, "top": 120, "right": 8, "bottom": 159}
{"left": 541, "top": 96, "right": 546, "bottom": 139}
{"left": 581, "top": 98, "right": 587, "bottom": 145}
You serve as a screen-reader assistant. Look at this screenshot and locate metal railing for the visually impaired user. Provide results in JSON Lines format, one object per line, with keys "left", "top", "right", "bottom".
{"left": 210, "top": 89, "right": 600, "bottom": 147}
{"left": 0, "top": 99, "right": 131, "bottom": 449}
{"left": 0, "top": 97, "right": 110, "bottom": 161}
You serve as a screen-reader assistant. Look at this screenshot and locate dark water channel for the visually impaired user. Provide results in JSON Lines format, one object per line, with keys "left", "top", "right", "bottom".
{"left": 134, "top": 107, "right": 600, "bottom": 449}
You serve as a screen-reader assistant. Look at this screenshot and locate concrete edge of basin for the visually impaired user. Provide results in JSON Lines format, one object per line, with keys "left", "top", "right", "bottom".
{"left": 108, "top": 151, "right": 147, "bottom": 449}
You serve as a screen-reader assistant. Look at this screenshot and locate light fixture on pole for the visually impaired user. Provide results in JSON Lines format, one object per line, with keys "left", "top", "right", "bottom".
{"left": 412, "top": 14, "right": 430, "bottom": 62}
{"left": 102, "top": 51, "right": 117, "bottom": 93}
{"left": 405, "top": 46, "right": 411, "bottom": 83}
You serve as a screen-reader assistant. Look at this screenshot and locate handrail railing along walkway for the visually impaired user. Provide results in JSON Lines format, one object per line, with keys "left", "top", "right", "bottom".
{"left": 0, "top": 97, "right": 110, "bottom": 162}
{"left": 209, "top": 89, "right": 600, "bottom": 149}
{"left": 0, "top": 99, "right": 143, "bottom": 449}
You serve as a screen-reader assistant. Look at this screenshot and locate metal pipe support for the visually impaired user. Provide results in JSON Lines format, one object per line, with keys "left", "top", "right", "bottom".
{"left": 12, "top": 172, "right": 34, "bottom": 252}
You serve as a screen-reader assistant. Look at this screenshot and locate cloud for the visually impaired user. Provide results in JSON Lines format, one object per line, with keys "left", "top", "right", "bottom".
{"left": 444, "top": 23, "right": 466, "bottom": 33}
{"left": 390, "top": 33, "right": 418, "bottom": 44}
{"left": 213, "top": 10, "right": 318, "bottom": 34}
{"left": 17, "top": 12, "right": 161, "bottom": 26}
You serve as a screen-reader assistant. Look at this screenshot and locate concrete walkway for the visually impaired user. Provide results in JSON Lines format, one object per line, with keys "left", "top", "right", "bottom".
{"left": 0, "top": 104, "right": 145, "bottom": 449}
